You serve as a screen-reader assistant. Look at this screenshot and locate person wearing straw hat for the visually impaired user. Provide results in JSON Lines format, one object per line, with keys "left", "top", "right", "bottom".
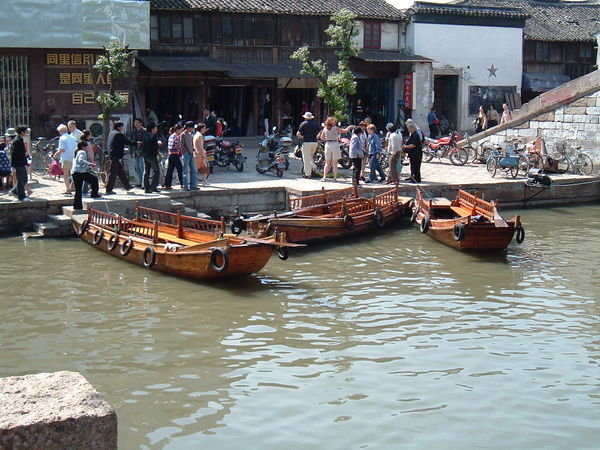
{"left": 296, "top": 111, "right": 320, "bottom": 179}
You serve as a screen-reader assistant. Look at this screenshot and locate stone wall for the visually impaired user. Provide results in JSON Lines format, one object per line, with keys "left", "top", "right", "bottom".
{"left": 489, "top": 91, "right": 600, "bottom": 168}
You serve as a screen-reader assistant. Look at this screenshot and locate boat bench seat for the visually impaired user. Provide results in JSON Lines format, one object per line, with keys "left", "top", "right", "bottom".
{"left": 431, "top": 197, "right": 452, "bottom": 206}
{"left": 156, "top": 232, "right": 197, "bottom": 246}
{"left": 450, "top": 206, "right": 473, "bottom": 217}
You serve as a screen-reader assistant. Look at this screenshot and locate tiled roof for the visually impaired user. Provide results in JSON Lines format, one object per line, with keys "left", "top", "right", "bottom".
{"left": 410, "top": 1, "right": 528, "bottom": 19}
{"left": 150, "top": 0, "right": 406, "bottom": 20}
{"left": 356, "top": 49, "right": 433, "bottom": 62}
{"left": 454, "top": 0, "right": 600, "bottom": 41}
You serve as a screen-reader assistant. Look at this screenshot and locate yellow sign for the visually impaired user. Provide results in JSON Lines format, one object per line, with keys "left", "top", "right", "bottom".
{"left": 47, "top": 53, "right": 100, "bottom": 66}
{"left": 71, "top": 91, "right": 129, "bottom": 105}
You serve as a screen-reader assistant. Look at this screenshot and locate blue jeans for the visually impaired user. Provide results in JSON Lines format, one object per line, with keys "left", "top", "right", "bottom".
{"left": 182, "top": 153, "right": 197, "bottom": 189}
{"left": 133, "top": 155, "right": 144, "bottom": 186}
{"left": 368, "top": 154, "right": 386, "bottom": 182}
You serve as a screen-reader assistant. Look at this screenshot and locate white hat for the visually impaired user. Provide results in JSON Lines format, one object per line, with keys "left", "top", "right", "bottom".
{"left": 302, "top": 112, "right": 314, "bottom": 120}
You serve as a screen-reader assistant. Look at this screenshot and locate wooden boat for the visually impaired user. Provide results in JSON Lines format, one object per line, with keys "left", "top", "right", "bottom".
{"left": 232, "top": 185, "right": 413, "bottom": 244}
{"left": 73, "top": 206, "right": 301, "bottom": 280}
{"left": 411, "top": 187, "right": 525, "bottom": 251}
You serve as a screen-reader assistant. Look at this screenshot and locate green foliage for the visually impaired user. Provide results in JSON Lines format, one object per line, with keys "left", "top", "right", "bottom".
{"left": 291, "top": 9, "right": 359, "bottom": 121}
{"left": 92, "top": 40, "right": 132, "bottom": 120}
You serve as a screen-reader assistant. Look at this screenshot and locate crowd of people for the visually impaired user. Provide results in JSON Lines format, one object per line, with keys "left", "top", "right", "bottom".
{"left": 296, "top": 112, "right": 425, "bottom": 186}
{"left": 1, "top": 102, "right": 450, "bottom": 208}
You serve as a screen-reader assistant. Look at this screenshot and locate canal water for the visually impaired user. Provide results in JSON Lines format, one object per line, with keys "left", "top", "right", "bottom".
{"left": 1, "top": 205, "right": 599, "bottom": 449}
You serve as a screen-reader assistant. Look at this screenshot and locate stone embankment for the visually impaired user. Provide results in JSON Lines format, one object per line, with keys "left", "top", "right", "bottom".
{"left": 1, "top": 135, "right": 599, "bottom": 236}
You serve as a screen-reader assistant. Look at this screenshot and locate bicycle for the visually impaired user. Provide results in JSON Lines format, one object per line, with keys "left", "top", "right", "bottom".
{"left": 486, "top": 141, "right": 520, "bottom": 178}
{"left": 98, "top": 151, "right": 129, "bottom": 187}
{"left": 551, "top": 141, "right": 593, "bottom": 175}
{"left": 30, "top": 137, "right": 58, "bottom": 180}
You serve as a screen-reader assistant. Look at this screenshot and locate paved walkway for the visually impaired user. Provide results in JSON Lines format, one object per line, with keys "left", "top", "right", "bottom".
{"left": 0, "top": 141, "right": 594, "bottom": 206}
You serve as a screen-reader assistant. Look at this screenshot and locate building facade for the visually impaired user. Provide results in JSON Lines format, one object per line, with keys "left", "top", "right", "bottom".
{"left": 0, "top": 0, "right": 150, "bottom": 137}
{"left": 458, "top": 0, "right": 600, "bottom": 103}
{"left": 141, "top": 0, "right": 433, "bottom": 135}
{"left": 406, "top": 2, "right": 527, "bottom": 133}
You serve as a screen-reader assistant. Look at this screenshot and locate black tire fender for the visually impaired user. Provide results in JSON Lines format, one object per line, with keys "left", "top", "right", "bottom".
{"left": 143, "top": 246, "right": 156, "bottom": 268}
{"left": 120, "top": 237, "right": 134, "bottom": 256}
{"left": 231, "top": 218, "right": 245, "bottom": 235}
{"left": 453, "top": 223, "right": 466, "bottom": 241}
{"left": 77, "top": 219, "right": 88, "bottom": 237}
{"left": 406, "top": 199, "right": 415, "bottom": 218}
{"left": 344, "top": 214, "right": 355, "bottom": 231}
{"left": 515, "top": 226, "right": 525, "bottom": 244}
{"left": 373, "top": 208, "right": 385, "bottom": 228}
{"left": 410, "top": 205, "right": 420, "bottom": 224}
{"left": 107, "top": 232, "right": 119, "bottom": 251}
{"left": 210, "top": 247, "right": 229, "bottom": 272}
{"left": 420, "top": 214, "right": 430, "bottom": 233}
{"left": 92, "top": 228, "right": 104, "bottom": 246}
{"left": 277, "top": 247, "right": 289, "bottom": 261}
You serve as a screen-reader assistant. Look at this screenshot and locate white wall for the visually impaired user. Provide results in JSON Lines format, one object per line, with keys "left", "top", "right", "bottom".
{"left": 407, "top": 22, "right": 523, "bottom": 131}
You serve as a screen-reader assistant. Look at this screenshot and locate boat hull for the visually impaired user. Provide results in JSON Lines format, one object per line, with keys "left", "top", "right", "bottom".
{"left": 245, "top": 195, "right": 412, "bottom": 244}
{"left": 417, "top": 217, "right": 517, "bottom": 251}
{"left": 76, "top": 223, "right": 274, "bottom": 280}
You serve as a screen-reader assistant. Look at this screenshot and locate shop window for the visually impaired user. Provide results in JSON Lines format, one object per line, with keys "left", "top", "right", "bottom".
{"left": 579, "top": 44, "right": 592, "bottom": 59}
{"left": 150, "top": 15, "right": 159, "bottom": 41}
{"left": 363, "top": 22, "right": 381, "bottom": 49}
{"left": 194, "top": 14, "right": 210, "bottom": 45}
{"left": 535, "top": 42, "right": 550, "bottom": 62}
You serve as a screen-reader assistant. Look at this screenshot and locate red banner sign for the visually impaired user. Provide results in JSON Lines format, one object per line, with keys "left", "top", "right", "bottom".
{"left": 403, "top": 73, "right": 413, "bottom": 110}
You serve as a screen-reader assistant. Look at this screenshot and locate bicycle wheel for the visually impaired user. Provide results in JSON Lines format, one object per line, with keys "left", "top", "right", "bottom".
{"left": 575, "top": 153, "right": 593, "bottom": 175}
{"left": 463, "top": 144, "right": 476, "bottom": 163}
{"left": 509, "top": 164, "right": 518, "bottom": 178}
{"left": 100, "top": 159, "right": 111, "bottom": 186}
{"left": 486, "top": 156, "right": 496, "bottom": 175}
{"left": 551, "top": 152, "right": 569, "bottom": 173}
{"left": 518, "top": 154, "right": 530, "bottom": 174}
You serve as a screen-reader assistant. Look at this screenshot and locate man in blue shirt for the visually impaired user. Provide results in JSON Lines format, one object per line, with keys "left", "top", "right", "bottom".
{"left": 427, "top": 107, "right": 440, "bottom": 139}
{"left": 366, "top": 124, "right": 386, "bottom": 183}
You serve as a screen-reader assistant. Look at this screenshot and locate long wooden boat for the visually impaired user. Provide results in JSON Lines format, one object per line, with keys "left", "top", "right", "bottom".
{"left": 412, "top": 187, "right": 525, "bottom": 251}
{"left": 73, "top": 206, "right": 300, "bottom": 280}
{"left": 233, "top": 185, "right": 413, "bottom": 244}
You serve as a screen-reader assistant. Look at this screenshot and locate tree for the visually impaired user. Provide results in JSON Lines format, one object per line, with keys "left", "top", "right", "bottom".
{"left": 291, "top": 9, "right": 359, "bottom": 122}
{"left": 90, "top": 40, "right": 133, "bottom": 145}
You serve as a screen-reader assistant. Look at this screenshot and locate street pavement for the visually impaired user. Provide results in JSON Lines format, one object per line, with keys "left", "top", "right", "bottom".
{"left": 0, "top": 136, "right": 585, "bottom": 205}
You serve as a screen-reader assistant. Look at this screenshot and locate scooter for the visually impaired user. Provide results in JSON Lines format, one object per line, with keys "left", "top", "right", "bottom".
{"left": 256, "top": 127, "right": 292, "bottom": 176}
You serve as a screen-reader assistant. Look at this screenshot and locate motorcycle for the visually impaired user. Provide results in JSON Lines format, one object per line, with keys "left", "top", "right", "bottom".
{"left": 308, "top": 138, "right": 352, "bottom": 175}
{"left": 423, "top": 131, "right": 468, "bottom": 166}
{"left": 214, "top": 126, "right": 245, "bottom": 172}
{"left": 256, "top": 127, "right": 292, "bottom": 177}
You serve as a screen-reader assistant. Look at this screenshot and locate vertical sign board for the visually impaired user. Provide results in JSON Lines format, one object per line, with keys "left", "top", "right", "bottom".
{"left": 403, "top": 73, "right": 413, "bottom": 110}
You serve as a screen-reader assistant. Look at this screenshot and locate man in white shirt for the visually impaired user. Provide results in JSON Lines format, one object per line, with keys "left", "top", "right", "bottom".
{"left": 68, "top": 120, "right": 83, "bottom": 142}
{"left": 386, "top": 124, "right": 403, "bottom": 184}
{"left": 56, "top": 124, "right": 77, "bottom": 194}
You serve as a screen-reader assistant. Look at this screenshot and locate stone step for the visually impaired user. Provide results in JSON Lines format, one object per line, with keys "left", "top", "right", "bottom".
{"left": 33, "top": 222, "right": 59, "bottom": 237}
{"left": 48, "top": 214, "right": 73, "bottom": 227}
